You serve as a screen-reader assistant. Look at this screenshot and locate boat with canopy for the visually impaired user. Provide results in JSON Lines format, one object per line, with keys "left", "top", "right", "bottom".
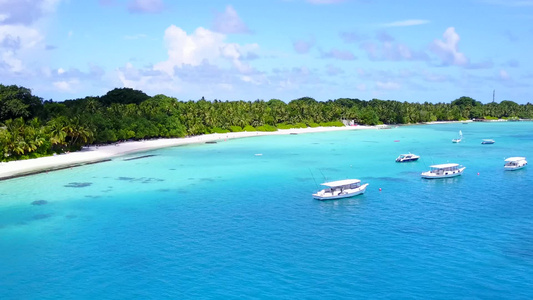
{"left": 421, "top": 163, "right": 466, "bottom": 179}
{"left": 504, "top": 157, "right": 527, "bottom": 170}
{"left": 312, "top": 179, "right": 369, "bottom": 200}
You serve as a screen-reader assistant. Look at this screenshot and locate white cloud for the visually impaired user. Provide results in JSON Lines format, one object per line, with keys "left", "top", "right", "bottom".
{"left": 116, "top": 60, "right": 269, "bottom": 100}
{"left": 220, "top": 43, "right": 258, "bottom": 73}
{"left": 53, "top": 79, "right": 79, "bottom": 92}
{"left": 154, "top": 26, "right": 225, "bottom": 75}
{"left": 499, "top": 69, "right": 510, "bottom": 80}
{"left": 382, "top": 19, "right": 430, "bottom": 27}
{"left": 376, "top": 81, "right": 401, "bottom": 90}
{"left": 321, "top": 48, "right": 356, "bottom": 60}
{"left": 117, "top": 62, "right": 179, "bottom": 94}
{"left": 212, "top": 5, "right": 250, "bottom": 34}
{"left": 1, "top": 50, "right": 23, "bottom": 72}
{"left": 241, "top": 75, "right": 261, "bottom": 85}
{"left": 154, "top": 25, "right": 258, "bottom": 76}
{"left": 0, "top": 0, "right": 62, "bottom": 25}
{"left": 0, "top": 0, "right": 61, "bottom": 79}
{"left": 0, "top": 25, "right": 45, "bottom": 75}
{"left": 293, "top": 38, "right": 315, "bottom": 54}
{"left": 360, "top": 39, "right": 428, "bottom": 61}
{"left": 339, "top": 31, "right": 365, "bottom": 43}
{"left": 0, "top": 25, "right": 44, "bottom": 50}
{"left": 430, "top": 27, "right": 468, "bottom": 66}
{"left": 325, "top": 64, "right": 344, "bottom": 76}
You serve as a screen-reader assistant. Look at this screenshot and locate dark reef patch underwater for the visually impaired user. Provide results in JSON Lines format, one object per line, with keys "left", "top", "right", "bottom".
{"left": 31, "top": 200, "right": 48, "bottom": 206}
{"left": 64, "top": 182, "right": 92, "bottom": 188}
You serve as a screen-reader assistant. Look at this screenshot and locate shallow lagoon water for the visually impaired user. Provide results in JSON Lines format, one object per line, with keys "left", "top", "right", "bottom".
{"left": 1, "top": 122, "right": 532, "bottom": 299}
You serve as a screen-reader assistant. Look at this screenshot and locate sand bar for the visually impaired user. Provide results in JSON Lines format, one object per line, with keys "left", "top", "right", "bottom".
{"left": 0, "top": 125, "right": 375, "bottom": 180}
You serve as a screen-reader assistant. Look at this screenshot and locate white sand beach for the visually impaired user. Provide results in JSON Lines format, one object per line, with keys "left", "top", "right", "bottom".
{"left": 0, "top": 125, "right": 374, "bottom": 180}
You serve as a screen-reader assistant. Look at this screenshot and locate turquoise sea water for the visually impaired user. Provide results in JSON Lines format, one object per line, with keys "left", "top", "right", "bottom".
{"left": 1, "top": 122, "right": 532, "bottom": 299}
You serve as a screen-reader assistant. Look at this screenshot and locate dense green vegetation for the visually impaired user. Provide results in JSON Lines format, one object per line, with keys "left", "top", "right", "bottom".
{"left": 1, "top": 83, "right": 532, "bottom": 161}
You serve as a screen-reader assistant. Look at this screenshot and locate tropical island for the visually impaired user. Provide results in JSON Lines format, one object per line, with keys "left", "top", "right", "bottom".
{"left": 1, "top": 83, "right": 532, "bottom": 163}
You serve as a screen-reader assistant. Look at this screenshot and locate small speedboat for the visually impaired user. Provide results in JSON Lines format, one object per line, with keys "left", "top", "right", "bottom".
{"left": 312, "top": 179, "right": 369, "bottom": 200}
{"left": 481, "top": 139, "right": 495, "bottom": 144}
{"left": 504, "top": 157, "right": 527, "bottom": 170}
{"left": 421, "top": 163, "right": 465, "bottom": 179}
{"left": 395, "top": 153, "right": 420, "bottom": 162}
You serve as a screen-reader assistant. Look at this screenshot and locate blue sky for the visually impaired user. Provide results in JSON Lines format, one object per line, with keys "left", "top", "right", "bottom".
{"left": 1, "top": 0, "right": 532, "bottom": 103}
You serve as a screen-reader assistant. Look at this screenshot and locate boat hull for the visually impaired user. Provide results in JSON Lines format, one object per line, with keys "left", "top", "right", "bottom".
{"left": 504, "top": 164, "right": 527, "bottom": 171}
{"left": 396, "top": 157, "right": 419, "bottom": 162}
{"left": 421, "top": 167, "right": 466, "bottom": 179}
{"left": 312, "top": 184, "right": 369, "bottom": 200}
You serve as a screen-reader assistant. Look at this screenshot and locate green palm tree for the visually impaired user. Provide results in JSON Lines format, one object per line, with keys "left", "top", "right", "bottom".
{"left": 47, "top": 117, "right": 68, "bottom": 149}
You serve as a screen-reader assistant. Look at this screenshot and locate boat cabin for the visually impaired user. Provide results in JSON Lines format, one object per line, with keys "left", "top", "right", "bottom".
{"left": 421, "top": 163, "right": 466, "bottom": 179}
{"left": 312, "top": 179, "right": 368, "bottom": 200}
{"left": 428, "top": 163, "right": 461, "bottom": 174}
{"left": 504, "top": 157, "right": 527, "bottom": 170}
{"left": 396, "top": 153, "right": 420, "bottom": 162}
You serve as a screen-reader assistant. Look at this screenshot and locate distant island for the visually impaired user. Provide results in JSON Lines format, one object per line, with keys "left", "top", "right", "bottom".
{"left": 1, "top": 84, "right": 532, "bottom": 162}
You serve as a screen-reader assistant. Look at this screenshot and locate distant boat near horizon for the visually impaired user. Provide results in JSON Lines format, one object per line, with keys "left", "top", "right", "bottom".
{"left": 452, "top": 130, "right": 463, "bottom": 143}
{"left": 481, "top": 139, "right": 495, "bottom": 144}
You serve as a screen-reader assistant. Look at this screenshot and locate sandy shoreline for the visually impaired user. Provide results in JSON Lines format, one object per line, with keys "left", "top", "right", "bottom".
{"left": 0, "top": 121, "right": 476, "bottom": 180}
{"left": 0, "top": 125, "right": 378, "bottom": 180}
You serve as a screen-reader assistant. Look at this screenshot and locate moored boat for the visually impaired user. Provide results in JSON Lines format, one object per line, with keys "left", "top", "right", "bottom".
{"left": 312, "top": 179, "right": 369, "bottom": 200}
{"left": 421, "top": 163, "right": 465, "bottom": 179}
{"left": 504, "top": 157, "right": 527, "bottom": 170}
{"left": 395, "top": 153, "right": 420, "bottom": 162}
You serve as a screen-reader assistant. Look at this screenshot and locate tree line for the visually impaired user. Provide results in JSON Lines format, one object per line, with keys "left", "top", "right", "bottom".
{"left": 1, "top": 83, "right": 532, "bottom": 161}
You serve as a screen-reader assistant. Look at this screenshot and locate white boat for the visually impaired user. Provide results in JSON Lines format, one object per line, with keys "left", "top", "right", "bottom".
{"left": 395, "top": 153, "right": 420, "bottom": 162}
{"left": 504, "top": 157, "right": 527, "bottom": 170}
{"left": 312, "top": 179, "right": 369, "bottom": 200}
{"left": 481, "top": 139, "right": 495, "bottom": 144}
{"left": 421, "top": 163, "right": 466, "bottom": 179}
{"left": 452, "top": 130, "right": 463, "bottom": 143}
